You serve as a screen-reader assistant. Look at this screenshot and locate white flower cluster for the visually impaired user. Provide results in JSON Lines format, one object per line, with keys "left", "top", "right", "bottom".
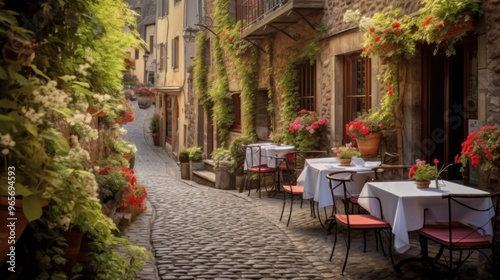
{"left": 32, "top": 79, "right": 71, "bottom": 110}
{"left": 72, "top": 123, "right": 98, "bottom": 140}
{"left": 67, "top": 136, "right": 90, "bottom": 161}
{"left": 59, "top": 215, "right": 71, "bottom": 231}
{"left": 68, "top": 111, "right": 93, "bottom": 126}
{"left": 343, "top": 9, "right": 361, "bottom": 24}
{"left": 93, "top": 93, "right": 112, "bottom": 103}
{"left": 21, "top": 106, "right": 46, "bottom": 124}
{"left": 359, "top": 16, "right": 375, "bottom": 33}
{"left": 77, "top": 63, "right": 91, "bottom": 76}
{"left": 0, "top": 133, "right": 16, "bottom": 155}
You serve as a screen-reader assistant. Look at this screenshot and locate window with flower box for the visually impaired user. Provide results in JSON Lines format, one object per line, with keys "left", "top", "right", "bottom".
{"left": 343, "top": 53, "right": 371, "bottom": 142}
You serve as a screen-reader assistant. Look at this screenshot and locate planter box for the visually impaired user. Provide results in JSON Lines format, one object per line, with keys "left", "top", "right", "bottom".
{"left": 180, "top": 162, "right": 190, "bottom": 179}
{"left": 215, "top": 170, "right": 235, "bottom": 190}
{"left": 191, "top": 161, "right": 205, "bottom": 170}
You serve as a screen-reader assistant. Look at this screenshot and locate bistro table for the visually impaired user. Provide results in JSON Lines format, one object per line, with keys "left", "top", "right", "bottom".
{"left": 245, "top": 143, "right": 295, "bottom": 168}
{"left": 357, "top": 180, "right": 494, "bottom": 254}
{"left": 297, "top": 157, "right": 379, "bottom": 209}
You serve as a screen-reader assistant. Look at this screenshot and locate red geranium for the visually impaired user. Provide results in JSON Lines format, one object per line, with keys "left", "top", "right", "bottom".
{"left": 345, "top": 116, "right": 385, "bottom": 141}
{"left": 456, "top": 125, "right": 500, "bottom": 173}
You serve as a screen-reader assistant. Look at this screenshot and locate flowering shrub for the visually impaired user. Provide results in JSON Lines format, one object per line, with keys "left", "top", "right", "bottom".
{"left": 408, "top": 158, "right": 451, "bottom": 181}
{"left": 455, "top": 125, "right": 500, "bottom": 172}
{"left": 119, "top": 168, "right": 147, "bottom": 214}
{"left": 286, "top": 109, "right": 327, "bottom": 150}
{"left": 332, "top": 143, "right": 360, "bottom": 159}
{"left": 345, "top": 116, "right": 385, "bottom": 141}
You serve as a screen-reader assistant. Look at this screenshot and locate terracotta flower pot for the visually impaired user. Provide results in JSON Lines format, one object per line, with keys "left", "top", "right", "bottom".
{"left": 338, "top": 158, "right": 352, "bottom": 166}
{"left": 357, "top": 133, "right": 382, "bottom": 158}
{"left": 59, "top": 228, "right": 85, "bottom": 273}
{"left": 415, "top": 180, "right": 430, "bottom": 189}
{"left": 152, "top": 133, "right": 160, "bottom": 146}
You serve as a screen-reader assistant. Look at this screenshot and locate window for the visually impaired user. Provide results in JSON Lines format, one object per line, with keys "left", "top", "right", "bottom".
{"left": 343, "top": 53, "right": 371, "bottom": 139}
{"left": 230, "top": 93, "right": 241, "bottom": 132}
{"left": 158, "top": 0, "right": 168, "bottom": 17}
{"left": 149, "top": 36, "right": 154, "bottom": 53}
{"left": 296, "top": 62, "right": 316, "bottom": 111}
{"left": 134, "top": 49, "right": 139, "bottom": 59}
{"left": 171, "top": 36, "right": 179, "bottom": 69}
{"left": 159, "top": 43, "right": 164, "bottom": 70}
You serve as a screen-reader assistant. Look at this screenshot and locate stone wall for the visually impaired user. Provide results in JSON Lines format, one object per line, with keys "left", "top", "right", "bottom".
{"left": 484, "top": 0, "right": 500, "bottom": 125}
{"left": 323, "top": 0, "right": 420, "bottom": 36}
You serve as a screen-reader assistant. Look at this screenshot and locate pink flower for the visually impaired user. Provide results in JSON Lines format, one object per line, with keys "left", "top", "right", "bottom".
{"left": 392, "top": 22, "right": 400, "bottom": 28}
{"left": 299, "top": 109, "right": 308, "bottom": 115}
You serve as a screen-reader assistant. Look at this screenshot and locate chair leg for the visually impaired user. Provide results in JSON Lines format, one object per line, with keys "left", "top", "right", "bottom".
{"left": 341, "top": 228, "right": 351, "bottom": 275}
{"left": 279, "top": 191, "right": 286, "bottom": 222}
{"left": 329, "top": 222, "right": 338, "bottom": 261}
{"left": 287, "top": 193, "right": 293, "bottom": 227}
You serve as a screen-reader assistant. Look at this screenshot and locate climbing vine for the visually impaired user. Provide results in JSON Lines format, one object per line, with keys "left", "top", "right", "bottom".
{"left": 344, "top": 0, "right": 483, "bottom": 161}
{"left": 193, "top": 31, "right": 211, "bottom": 108}
{"left": 281, "top": 23, "right": 325, "bottom": 124}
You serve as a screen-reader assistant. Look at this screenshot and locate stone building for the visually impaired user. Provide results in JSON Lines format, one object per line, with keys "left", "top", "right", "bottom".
{"left": 172, "top": 0, "right": 500, "bottom": 184}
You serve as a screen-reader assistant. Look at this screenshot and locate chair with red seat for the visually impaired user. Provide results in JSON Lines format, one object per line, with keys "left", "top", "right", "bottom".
{"left": 326, "top": 170, "right": 395, "bottom": 275}
{"left": 244, "top": 144, "right": 277, "bottom": 199}
{"left": 418, "top": 193, "right": 500, "bottom": 279}
{"left": 277, "top": 156, "right": 307, "bottom": 227}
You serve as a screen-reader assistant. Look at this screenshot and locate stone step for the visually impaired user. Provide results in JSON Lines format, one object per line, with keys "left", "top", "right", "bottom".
{"left": 192, "top": 170, "right": 216, "bottom": 188}
{"left": 203, "top": 159, "right": 215, "bottom": 172}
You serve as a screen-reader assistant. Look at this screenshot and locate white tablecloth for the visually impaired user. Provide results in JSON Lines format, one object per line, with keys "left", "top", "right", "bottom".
{"left": 245, "top": 143, "right": 295, "bottom": 168}
{"left": 297, "top": 157, "right": 375, "bottom": 208}
{"left": 358, "top": 180, "right": 494, "bottom": 253}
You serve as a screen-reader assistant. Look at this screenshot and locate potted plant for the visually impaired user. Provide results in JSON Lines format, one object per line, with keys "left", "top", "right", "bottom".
{"left": 408, "top": 159, "right": 451, "bottom": 188}
{"left": 211, "top": 148, "right": 236, "bottom": 190}
{"left": 285, "top": 109, "right": 327, "bottom": 150}
{"left": 187, "top": 146, "right": 204, "bottom": 171}
{"left": 179, "top": 150, "right": 190, "bottom": 180}
{"left": 345, "top": 114, "right": 386, "bottom": 157}
{"left": 107, "top": 138, "right": 137, "bottom": 161}
{"left": 332, "top": 143, "right": 361, "bottom": 166}
{"left": 149, "top": 113, "right": 160, "bottom": 146}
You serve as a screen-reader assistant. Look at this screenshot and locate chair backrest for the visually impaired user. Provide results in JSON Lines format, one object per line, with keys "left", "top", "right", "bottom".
{"left": 444, "top": 193, "right": 500, "bottom": 248}
{"left": 244, "top": 145, "right": 265, "bottom": 168}
{"left": 276, "top": 156, "right": 297, "bottom": 187}
{"left": 371, "top": 164, "right": 413, "bottom": 182}
{"left": 326, "top": 170, "right": 357, "bottom": 219}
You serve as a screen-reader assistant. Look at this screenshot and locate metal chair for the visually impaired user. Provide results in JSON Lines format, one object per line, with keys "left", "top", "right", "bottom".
{"left": 277, "top": 156, "right": 306, "bottom": 227}
{"left": 326, "top": 170, "right": 395, "bottom": 275}
{"left": 244, "top": 145, "right": 276, "bottom": 199}
{"left": 418, "top": 193, "right": 500, "bottom": 279}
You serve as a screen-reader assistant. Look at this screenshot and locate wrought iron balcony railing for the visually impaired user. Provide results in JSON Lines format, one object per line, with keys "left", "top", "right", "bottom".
{"left": 236, "top": 0, "right": 288, "bottom": 28}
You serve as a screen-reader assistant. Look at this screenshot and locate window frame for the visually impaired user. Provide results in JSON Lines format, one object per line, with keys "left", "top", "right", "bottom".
{"left": 296, "top": 61, "right": 316, "bottom": 112}
{"left": 342, "top": 53, "right": 372, "bottom": 141}
{"left": 171, "top": 36, "right": 179, "bottom": 69}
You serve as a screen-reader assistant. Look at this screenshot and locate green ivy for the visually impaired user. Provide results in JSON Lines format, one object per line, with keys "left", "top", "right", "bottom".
{"left": 193, "top": 31, "right": 211, "bottom": 108}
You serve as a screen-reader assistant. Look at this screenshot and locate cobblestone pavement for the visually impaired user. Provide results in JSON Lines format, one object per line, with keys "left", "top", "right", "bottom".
{"left": 123, "top": 101, "right": 488, "bottom": 280}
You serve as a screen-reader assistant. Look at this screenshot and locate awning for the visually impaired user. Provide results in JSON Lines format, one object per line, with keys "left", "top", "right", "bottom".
{"left": 155, "top": 86, "right": 181, "bottom": 96}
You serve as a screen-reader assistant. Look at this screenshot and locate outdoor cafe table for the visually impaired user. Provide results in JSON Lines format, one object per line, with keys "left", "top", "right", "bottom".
{"left": 297, "top": 157, "right": 377, "bottom": 209}
{"left": 357, "top": 180, "right": 494, "bottom": 254}
{"left": 245, "top": 143, "right": 295, "bottom": 168}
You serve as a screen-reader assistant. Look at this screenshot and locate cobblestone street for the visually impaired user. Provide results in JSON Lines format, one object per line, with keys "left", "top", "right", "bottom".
{"left": 122, "top": 102, "right": 486, "bottom": 280}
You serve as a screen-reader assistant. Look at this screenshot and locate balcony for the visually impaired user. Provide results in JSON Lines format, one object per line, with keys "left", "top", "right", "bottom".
{"left": 236, "top": 0, "right": 324, "bottom": 40}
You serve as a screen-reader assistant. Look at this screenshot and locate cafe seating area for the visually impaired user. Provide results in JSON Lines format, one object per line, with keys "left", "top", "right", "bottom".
{"left": 232, "top": 140, "right": 500, "bottom": 279}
